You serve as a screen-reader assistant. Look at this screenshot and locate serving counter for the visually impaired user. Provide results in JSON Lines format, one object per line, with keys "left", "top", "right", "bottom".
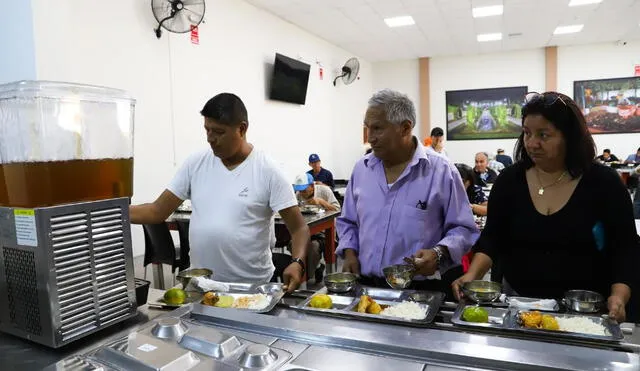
{"left": 12, "top": 288, "right": 635, "bottom": 371}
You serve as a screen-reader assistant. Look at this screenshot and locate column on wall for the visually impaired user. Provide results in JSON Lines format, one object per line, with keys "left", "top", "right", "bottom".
{"left": 419, "top": 57, "right": 431, "bottom": 142}
{"left": 545, "top": 46, "right": 558, "bottom": 92}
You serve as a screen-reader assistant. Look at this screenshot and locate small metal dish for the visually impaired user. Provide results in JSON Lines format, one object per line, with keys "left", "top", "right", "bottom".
{"left": 150, "top": 317, "right": 188, "bottom": 339}
{"left": 461, "top": 280, "right": 502, "bottom": 303}
{"left": 563, "top": 290, "right": 605, "bottom": 313}
{"left": 324, "top": 272, "right": 357, "bottom": 293}
{"left": 382, "top": 264, "right": 415, "bottom": 289}
{"left": 176, "top": 268, "right": 213, "bottom": 288}
{"left": 238, "top": 344, "right": 278, "bottom": 368}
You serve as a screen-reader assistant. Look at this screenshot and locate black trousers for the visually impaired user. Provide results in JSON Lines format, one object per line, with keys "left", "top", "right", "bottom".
{"left": 359, "top": 265, "right": 463, "bottom": 302}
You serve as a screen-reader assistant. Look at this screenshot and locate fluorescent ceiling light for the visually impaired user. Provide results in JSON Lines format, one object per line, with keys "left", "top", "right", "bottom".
{"left": 472, "top": 5, "right": 504, "bottom": 18}
{"left": 477, "top": 33, "right": 502, "bottom": 42}
{"left": 384, "top": 16, "right": 415, "bottom": 28}
{"left": 568, "top": 0, "right": 603, "bottom": 6}
{"left": 554, "top": 24, "right": 584, "bottom": 34}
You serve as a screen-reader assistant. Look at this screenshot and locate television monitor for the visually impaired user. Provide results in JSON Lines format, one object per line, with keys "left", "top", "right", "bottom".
{"left": 574, "top": 76, "right": 640, "bottom": 134}
{"left": 269, "top": 53, "right": 310, "bottom": 105}
{"left": 445, "top": 86, "right": 527, "bottom": 140}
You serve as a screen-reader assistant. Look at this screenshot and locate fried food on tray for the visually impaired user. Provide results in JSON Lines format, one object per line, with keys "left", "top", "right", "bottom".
{"left": 357, "top": 295, "right": 372, "bottom": 313}
{"left": 520, "top": 311, "right": 543, "bottom": 328}
{"left": 541, "top": 314, "right": 560, "bottom": 330}
{"left": 367, "top": 301, "right": 383, "bottom": 314}
{"left": 202, "top": 292, "right": 219, "bottom": 306}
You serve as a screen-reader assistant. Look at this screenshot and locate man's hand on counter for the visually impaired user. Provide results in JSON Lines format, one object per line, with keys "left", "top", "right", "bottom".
{"left": 282, "top": 262, "right": 303, "bottom": 293}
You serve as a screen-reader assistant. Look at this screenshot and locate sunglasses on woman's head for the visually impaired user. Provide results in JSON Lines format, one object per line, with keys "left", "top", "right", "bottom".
{"left": 524, "top": 92, "right": 568, "bottom": 107}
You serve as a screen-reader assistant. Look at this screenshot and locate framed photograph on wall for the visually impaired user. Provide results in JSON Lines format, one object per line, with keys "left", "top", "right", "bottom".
{"left": 574, "top": 77, "right": 640, "bottom": 134}
{"left": 446, "top": 86, "right": 527, "bottom": 141}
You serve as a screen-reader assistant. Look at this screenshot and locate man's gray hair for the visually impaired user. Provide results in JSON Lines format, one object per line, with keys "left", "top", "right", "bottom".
{"left": 368, "top": 89, "right": 416, "bottom": 127}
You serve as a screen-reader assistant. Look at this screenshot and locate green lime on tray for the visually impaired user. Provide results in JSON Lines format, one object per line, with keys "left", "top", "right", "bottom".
{"left": 163, "top": 288, "right": 187, "bottom": 305}
{"left": 462, "top": 306, "right": 489, "bottom": 323}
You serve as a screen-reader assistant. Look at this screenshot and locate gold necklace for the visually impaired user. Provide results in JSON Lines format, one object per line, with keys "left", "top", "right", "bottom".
{"left": 535, "top": 168, "right": 567, "bottom": 196}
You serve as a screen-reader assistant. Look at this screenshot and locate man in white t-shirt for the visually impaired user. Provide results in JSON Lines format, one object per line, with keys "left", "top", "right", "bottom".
{"left": 130, "top": 93, "right": 309, "bottom": 292}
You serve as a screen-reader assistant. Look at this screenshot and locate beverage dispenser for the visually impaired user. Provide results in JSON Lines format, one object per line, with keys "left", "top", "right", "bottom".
{"left": 0, "top": 81, "right": 137, "bottom": 348}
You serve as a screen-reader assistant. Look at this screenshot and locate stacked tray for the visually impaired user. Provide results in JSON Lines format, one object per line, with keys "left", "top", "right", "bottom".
{"left": 451, "top": 302, "right": 624, "bottom": 343}
{"left": 150, "top": 283, "right": 284, "bottom": 314}
{"left": 294, "top": 286, "right": 445, "bottom": 327}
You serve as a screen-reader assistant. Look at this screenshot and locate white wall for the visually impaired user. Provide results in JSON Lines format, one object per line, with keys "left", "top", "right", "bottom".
{"left": 29, "top": 0, "right": 372, "bottom": 255}
{"left": 429, "top": 49, "right": 546, "bottom": 165}
{"left": 558, "top": 41, "right": 640, "bottom": 159}
{"left": 373, "top": 42, "right": 640, "bottom": 167}
{"left": 372, "top": 59, "right": 421, "bottom": 137}
{"left": 0, "top": 0, "right": 36, "bottom": 83}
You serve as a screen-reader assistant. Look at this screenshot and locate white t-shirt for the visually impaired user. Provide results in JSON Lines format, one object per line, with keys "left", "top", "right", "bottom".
{"left": 168, "top": 147, "right": 297, "bottom": 283}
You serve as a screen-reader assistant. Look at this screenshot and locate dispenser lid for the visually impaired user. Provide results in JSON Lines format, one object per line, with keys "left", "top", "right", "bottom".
{"left": 0, "top": 80, "right": 135, "bottom": 103}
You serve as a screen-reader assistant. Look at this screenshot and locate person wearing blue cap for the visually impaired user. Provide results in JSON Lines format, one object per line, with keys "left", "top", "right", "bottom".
{"left": 292, "top": 172, "right": 340, "bottom": 282}
{"left": 307, "top": 153, "right": 335, "bottom": 190}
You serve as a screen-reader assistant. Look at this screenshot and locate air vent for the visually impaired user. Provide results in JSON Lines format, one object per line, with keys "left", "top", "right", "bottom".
{"left": 51, "top": 212, "right": 97, "bottom": 340}
{"left": 3, "top": 247, "right": 42, "bottom": 335}
{"left": 91, "top": 207, "right": 131, "bottom": 325}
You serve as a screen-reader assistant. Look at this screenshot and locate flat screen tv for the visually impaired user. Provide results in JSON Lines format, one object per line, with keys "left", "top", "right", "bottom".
{"left": 446, "top": 86, "right": 527, "bottom": 140}
{"left": 574, "top": 76, "right": 640, "bottom": 134}
{"left": 269, "top": 53, "right": 310, "bottom": 105}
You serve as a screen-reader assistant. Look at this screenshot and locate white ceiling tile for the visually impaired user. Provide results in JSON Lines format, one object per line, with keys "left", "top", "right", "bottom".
{"left": 244, "top": 0, "right": 640, "bottom": 61}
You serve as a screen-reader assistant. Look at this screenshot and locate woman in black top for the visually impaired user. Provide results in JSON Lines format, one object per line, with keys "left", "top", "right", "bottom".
{"left": 452, "top": 92, "right": 639, "bottom": 322}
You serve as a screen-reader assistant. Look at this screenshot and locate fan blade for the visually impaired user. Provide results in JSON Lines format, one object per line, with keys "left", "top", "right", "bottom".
{"left": 182, "top": 6, "right": 205, "bottom": 23}
{"left": 164, "top": 11, "right": 190, "bottom": 33}
{"left": 182, "top": 0, "right": 205, "bottom": 5}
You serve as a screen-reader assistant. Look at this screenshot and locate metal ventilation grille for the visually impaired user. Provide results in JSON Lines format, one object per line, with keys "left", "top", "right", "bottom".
{"left": 91, "top": 207, "right": 131, "bottom": 326}
{"left": 2, "top": 247, "right": 42, "bottom": 335}
{"left": 51, "top": 212, "right": 97, "bottom": 340}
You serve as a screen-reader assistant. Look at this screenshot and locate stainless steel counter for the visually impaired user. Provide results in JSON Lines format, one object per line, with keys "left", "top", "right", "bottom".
{"left": 0, "top": 289, "right": 168, "bottom": 370}
{"left": 4, "top": 288, "right": 640, "bottom": 370}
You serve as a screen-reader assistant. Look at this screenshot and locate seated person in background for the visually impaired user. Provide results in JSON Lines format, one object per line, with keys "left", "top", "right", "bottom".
{"left": 293, "top": 173, "right": 341, "bottom": 282}
{"left": 473, "top": 152, "right": 498, "bottom": 186}
{"left": 453, "top": 92, "right": 639, "bottom": 322}
{"left": 495, "top": 148, "right": 513, "bottom": 167}
{"left": 625, "top": 147, "right": 640, "bottom": 164}
{"left": 307, "top": 153, "right": 335, "bottom": 189}
{"left": 429, "top": 127, "right": 448, "bottom": 158}
{"left": 129, "top": 93, "right": 309, "bottom": 292}
{"left": 455, "top": 163, "right": 487, "bottom": 216}
{"left": 338, "top": 89, "right": 479, "bottom": 300}
{"left": 488, "top": 154, "right": 505, "bottom": 174}
{"left": 596, "top": 148, "right": 619, "bottom": 163}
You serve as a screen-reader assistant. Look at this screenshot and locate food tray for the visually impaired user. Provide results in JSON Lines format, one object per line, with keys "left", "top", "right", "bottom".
{"left": 507, "top": 310, "right": 624, "bottom": 343}
{"left": 147, "top": 282, "right": 283, "bottom": 313}
{"left": 451, "top": 304, "right": 624, "bottom": 343}
{"left": 195, "top": 282, "right": 285, "bottom": 314}
{"left": 293, "top": 286, "right": 444, "bottom": 327}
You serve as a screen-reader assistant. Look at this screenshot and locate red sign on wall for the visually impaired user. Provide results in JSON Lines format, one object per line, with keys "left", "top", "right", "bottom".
{"left": 190, "top": 25, "right": 199, "bottom": 45}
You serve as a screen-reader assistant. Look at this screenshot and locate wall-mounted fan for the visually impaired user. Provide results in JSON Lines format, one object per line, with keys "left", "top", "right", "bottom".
{"left": 152, "top": 0, "right": 206, "bottom": 39}
{"left": 333, "top": 57, "right": 360, "bottom": 86}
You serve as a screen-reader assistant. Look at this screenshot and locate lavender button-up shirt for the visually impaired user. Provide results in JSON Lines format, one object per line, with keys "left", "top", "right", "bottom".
{"left": 336, "top": 140, "right": 479, "bottom": 278}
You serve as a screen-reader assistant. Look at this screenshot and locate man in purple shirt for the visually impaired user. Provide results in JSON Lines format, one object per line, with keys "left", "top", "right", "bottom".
{"left": 337, "top": 89, "right": 479, "bottom": 299}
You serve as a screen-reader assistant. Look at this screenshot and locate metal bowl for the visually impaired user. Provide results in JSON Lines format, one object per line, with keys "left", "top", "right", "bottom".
{"left": 461, "top": 280, "right": 502, "bottom": 303}
{"left": 176, "top": 268, "right": 213, "bottom": 289}
{"left": 382, "top": 264, "right": 415, "bottom": 290}
{"left": 563, "top": 290, "right": 605, "bottom": 313}
{"left": 151, "top": 317, "right": 188, "bottom": 339}
{"left": 324, "top": 272, "right": 357, "bottom": 293}
{"left": 238, "top": 344, "right": 278, "bottom": 368}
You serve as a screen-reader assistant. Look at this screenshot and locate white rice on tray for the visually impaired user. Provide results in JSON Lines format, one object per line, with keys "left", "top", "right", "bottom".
{"left": 380, "top": 301, "right": 427, "bottom": 320}
{"left": 232, "top": 294, "right": 270, "bottom": 310}
{"left": 555, "top": 317, "right": 608, "bottom": 336}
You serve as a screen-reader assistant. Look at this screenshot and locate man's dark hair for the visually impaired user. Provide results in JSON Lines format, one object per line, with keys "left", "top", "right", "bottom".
{"left": 430, "top": 127, "right": 444, "bottom": 137}
{"left": 455, "top": 163, "right": 475, "bottom": 187}
{"left": 200, "top": 93, "right": 248, "bottom": 126}
{"left": 637, "top": 147, "right": 640, "bottom": 152}
{"left": 603, "top": 149, "right": 611, "bottom": 154}
{"left": 514, "top": 92, "right": 595, "bottom": 178}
